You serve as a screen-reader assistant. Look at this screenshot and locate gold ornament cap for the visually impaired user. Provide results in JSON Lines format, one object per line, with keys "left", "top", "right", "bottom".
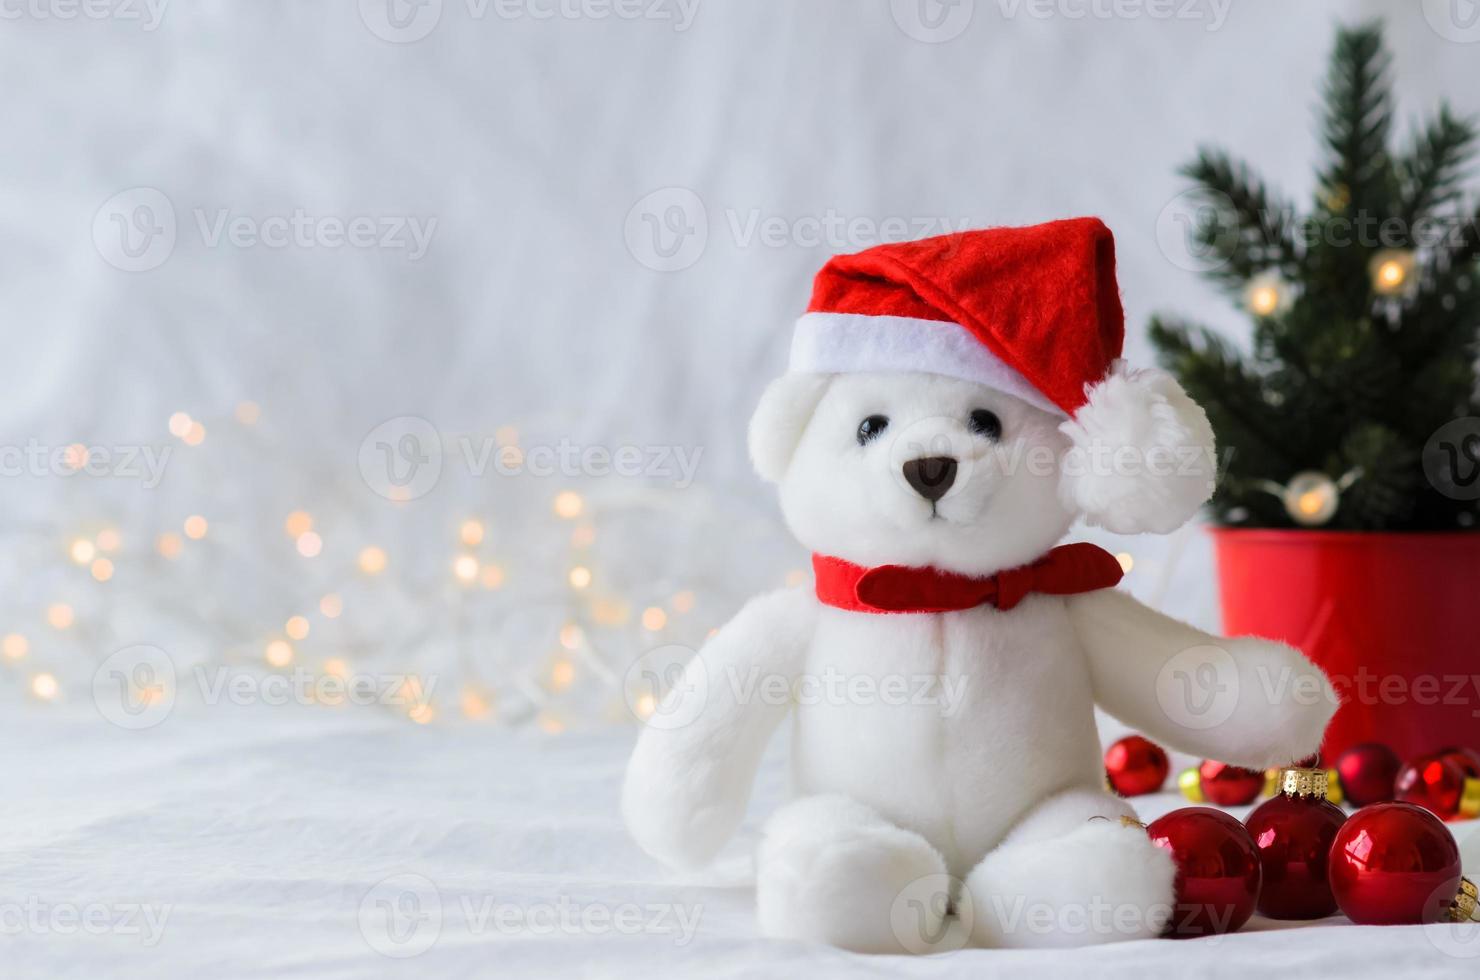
{"left": 1461, "top": 778, "right": 1480, "bottom": 821}
{"left": 1178, "top": 766, "right": 1203, "bottom": 803}
{"left": 1450, "top": 878, "right": 1479, "bottom": 924}
{"left": 1277, "top": 767, "right": 1331, "bottom": 799}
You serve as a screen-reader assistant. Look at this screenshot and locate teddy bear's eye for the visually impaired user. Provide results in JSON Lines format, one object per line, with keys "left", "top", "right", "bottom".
{"left": 969, "top": 409, "right": 1002, "bottom": 440}
{"left": 856, "top": 415, "right": 889, "bottom": 446}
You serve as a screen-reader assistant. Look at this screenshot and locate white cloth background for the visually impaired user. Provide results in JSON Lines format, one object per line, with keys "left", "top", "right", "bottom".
{"left": 4, "top": 1, "right": 1480, "bottom": 976}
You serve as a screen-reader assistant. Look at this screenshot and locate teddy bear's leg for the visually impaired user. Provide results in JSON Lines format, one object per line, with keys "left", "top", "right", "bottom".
{"left": 964, "top": 787, "right": 1175, "bottom": 949}
{"left": 756, "top": 794, "right": 952, "bottom": 954}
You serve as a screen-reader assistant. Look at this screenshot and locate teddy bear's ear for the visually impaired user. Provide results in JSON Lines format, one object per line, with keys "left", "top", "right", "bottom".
{"left": 748, "top": 374, "right": 831, "bottom": 483}
{"left": 1057, "top": 362, "right": 1217, "bottom": 535}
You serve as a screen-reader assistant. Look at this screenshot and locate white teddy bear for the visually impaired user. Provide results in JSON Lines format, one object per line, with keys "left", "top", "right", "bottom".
{"left": 623, "top": 218, "right": 1336, "bottom": 953}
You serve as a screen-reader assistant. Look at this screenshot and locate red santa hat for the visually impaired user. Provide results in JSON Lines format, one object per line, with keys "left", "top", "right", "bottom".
{"left": 787, "top": 217, "right": 1217, "bottom": 534}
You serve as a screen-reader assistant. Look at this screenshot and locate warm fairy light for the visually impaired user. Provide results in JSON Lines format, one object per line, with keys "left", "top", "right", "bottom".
{"left": 784, "top": 569, "right": 808, "bottom": 587}
{"left": 1247, "top": 285, "right": 1281, "bottom": 317}
{"left": 408, "top": 703, "right": 436, "bottom": 725}
{"left": 570, "top": 524, "right": 596, "bottom": 548}
{"left": 157, "top": 532, "right": 184, "bottom": 558}
{"left": 558, "top": 623, "right": 584, "bottom": 650}
{"left": 459, "top": 519, "right": 485, "bottom": 547}
{"left": 494, "top": 425, "right": 519, "bottom": 447}
{"left": 553, "top": 491, "right": 584, "bottom": 519}
{"left": 358, "top": 546, "right": 388, "bottom": 575}
{"left": 69, "top": 538, "right": 97, "bottom": 565}
{"left": 460, "top": 687, "right": 493, "bottom": 720}
{"left": 479, "top": 564, "right": 505, "bottom": 590}
{"left": 30, "top": 673, "right": 59, "bottom": 701}
{"left": 592, "top": 598, "right": 629, "bottom": 626}
{"left": 2, "top": 634, "right": 28, "bottom": 660}
{"left": 63, "top": 444, "right": 90, "bottom": 470}
{"left": 234, "top": 401, "right": 261, "bottom": 425}
{"left": 641, "top": 606, "right": 667, "bottom": 631}
{"left": 634, "top": 693, "right": 657, "bottom": 719}
{"left": 453, "top": 554, "right": 480, "bottom": 583}
{"left": 322, "top": 657, "right": 349, "bottom": 679}
{"left": 285, "top": 616, "right": 310, "bottom": 640}
{"left": 47, "top": 603, "right": 74, "bottom": 630}
{"left": 265, "top": 640, "right": 293, "bottom": 667}
{"left": 296, "top": 531, "right": 323, "bottom": 558}
{"left": 568, "top": 566, "right": 592, "bottom": 589}
{"left": 319, "top": 594, "right": 343, "bottom": 619}
{"left": 537, "top": 713, "right": 565, "bottom": 735}
{"left": 1369, "top": 249, "right": 1416, "bottom": 297}
{"left": 1282, "top": 470, "right": 1342, "bottom": 527}
{"left": 91, "top": 558, "right": 114, "bottom": 582}
{"left": 95, "top": 528, "right": 121, "bottom": 552}
{"left": 550, "top": 659, "right": 575, "bottom": 691}
{"left": 183, "top": 515, "right": 208, "bottom": 540}
{"left": 168, "top": 412, "right": 193, "bottom": 438}
{"left": 1116, "top": 552, "right": 1135, "bottom": 573}
{"left": 182, "top": 421, "right": 207, "bottom": 446}
{"left": 284, "top": 511, "right": 313, "bottom": 538}
{"left": 671, "top": 590, "right": 696, "bottom": 614}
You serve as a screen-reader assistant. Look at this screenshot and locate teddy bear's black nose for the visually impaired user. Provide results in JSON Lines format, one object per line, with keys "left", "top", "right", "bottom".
{"left": 902, "top": 456, "right": 958, "bottom": 502}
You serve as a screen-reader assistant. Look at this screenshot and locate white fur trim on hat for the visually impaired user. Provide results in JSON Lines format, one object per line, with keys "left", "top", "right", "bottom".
{"left": 1058, "top": 362, "right": 1217, "bottom": 535}
{"left": 789, "top": 312, "right": 1062, "bottom": 416}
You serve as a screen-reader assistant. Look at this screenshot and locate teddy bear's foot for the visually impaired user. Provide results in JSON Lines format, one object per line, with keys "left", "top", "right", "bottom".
{"left": 964, "top": 788, "right": 1175, "bottom": 949}
{"left": 756, "top": 794, "right": 956, "bottom": 954}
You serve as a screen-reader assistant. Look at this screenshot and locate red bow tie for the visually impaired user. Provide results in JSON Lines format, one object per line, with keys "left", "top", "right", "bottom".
{"left": 812, "top": 543, "right": 1124, "bottom": 614}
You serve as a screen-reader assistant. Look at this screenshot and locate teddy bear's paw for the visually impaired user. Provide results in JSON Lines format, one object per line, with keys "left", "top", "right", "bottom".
{"left": 756, "top": 794, "right": 955, "bottom": 954}
{"left": 965, "top": 819, "right": 1175, "bottom": 949}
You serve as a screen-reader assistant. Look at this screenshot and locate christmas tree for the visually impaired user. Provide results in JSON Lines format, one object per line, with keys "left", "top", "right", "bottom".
{"left": 1150, "top": 22, "right": 1480, "bottom": 532}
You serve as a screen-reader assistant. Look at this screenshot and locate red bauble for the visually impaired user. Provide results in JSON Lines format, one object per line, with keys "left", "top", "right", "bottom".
{"left": 1245, "top": 781, "right": 1348, "bottom": 919}
{"left": 1147, "top": 807, "right": 1262, "bottom": 937}
{"left": 1329, "top": 802, "right": 1462, "bottom": 924}
{"left": 1335, "top": 743, "right": 1401, "bottom": 807}
{"left": 1439, "top": 746, "right": 1480, "bottom": 780}
{"left": 1395, "top": 754, "right": 1480, "bottom": 822}
{"left": 1196, "top": 761, "right": 1267, "bottom": 806}
{"left": 1105, "top": 735, "right": 1169, "bottom": 797}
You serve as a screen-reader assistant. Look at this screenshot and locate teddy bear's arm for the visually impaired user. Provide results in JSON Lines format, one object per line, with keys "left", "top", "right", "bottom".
{"left": 1065, "top": 588, "right": 1337, "bottom": 768}
{"left": 621, "top": 587, "right": 817, "bottom": 870}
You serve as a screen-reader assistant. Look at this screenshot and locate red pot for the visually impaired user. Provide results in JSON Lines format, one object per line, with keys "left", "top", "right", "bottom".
{"left": 1212, "top": 528, "right": 1480, "bottom": 762}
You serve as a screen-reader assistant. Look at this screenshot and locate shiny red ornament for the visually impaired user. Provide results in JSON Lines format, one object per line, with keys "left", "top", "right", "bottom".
{"left": 1105, "top": 735, "right": 1169, "bottom": 797}
{"left": 1439, "top": 746, "right": 1480, "bottom": 780}
{"left": 1328, "top": 802, "right": 1462, "bottom": 924}
{"left": 1147, "top": 807, "right": 1262, "bottom": 937}
{"left": 1335, "top": 743, "right": 1401, "bottom": 807}
{"left": 1194, "top": 761, "right": 1266, "bottom": 806}
{"left": 1245, "top": 774, "right": 1348, "bottom": 919}
{"left": 1395, "top": 754, "right": 1480, "bottom": 822}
